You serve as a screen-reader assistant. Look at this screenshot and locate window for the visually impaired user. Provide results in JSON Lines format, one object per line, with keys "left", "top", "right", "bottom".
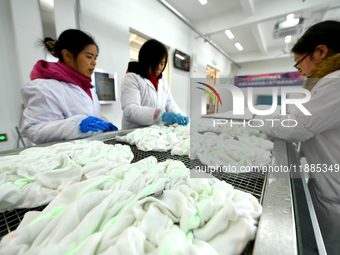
{"left": 206, "top": 66, "right": 220, "bottom": 115}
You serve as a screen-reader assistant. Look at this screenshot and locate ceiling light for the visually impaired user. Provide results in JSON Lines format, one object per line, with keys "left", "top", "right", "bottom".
{"left": 175, "top": 53, "right": 185, "bottom": 60}
{"left": 198, "top": 0, "right": 207, "bottom": 5}
{"left": 235, "top": 43, "right": 243, "bottom": 51}
{"left": 225, "top": 30, "right": 234, "bottom": 39}
{"left": 285, "top": 35, "right": 292, "bottom": 43}
{"left": 287, "top": 14, "right": 294, "bottom": 21}
{"left": 279, "top": 18, "right": 300, "bottom": 29}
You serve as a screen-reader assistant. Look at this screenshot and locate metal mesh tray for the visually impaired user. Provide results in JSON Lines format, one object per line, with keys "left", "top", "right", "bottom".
{"left": 0, "top": 205, "right": 47, "bottom": 241}
{"left": 104, "top": 139, "right": 266, "bottom": 201}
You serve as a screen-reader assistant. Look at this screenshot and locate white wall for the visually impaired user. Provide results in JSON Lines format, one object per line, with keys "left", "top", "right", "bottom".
{"left": 236, "top": 57, "right": 296, "bottom": 76}
{"left": 0, "top": 0, "right": 20, "bottom": 152}
{"left": 192, "top": 38, "right": 232, "bottom": 78}
{"left": 0, "top": 0, "right": 43, "bottom": 152}
{"left": 54, "top": 0, "right": 77, "bottom": 36}
{"left": 11, "top": 0, "right": 45, "bottom": 87}
{"left": 190, "top": 37, "right": 233, "bottom": 121}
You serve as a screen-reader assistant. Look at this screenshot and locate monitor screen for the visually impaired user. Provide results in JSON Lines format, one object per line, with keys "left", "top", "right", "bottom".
{"left": 91, "top": 69, "right": 117, "bottom": 103}
{"left": 174, "top": 49, "right": 190, "bottom": 72}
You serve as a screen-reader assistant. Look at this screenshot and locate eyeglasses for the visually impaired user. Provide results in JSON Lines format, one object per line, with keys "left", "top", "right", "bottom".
{"left": 294, "top": 52, "right": 312, "bottom": 69}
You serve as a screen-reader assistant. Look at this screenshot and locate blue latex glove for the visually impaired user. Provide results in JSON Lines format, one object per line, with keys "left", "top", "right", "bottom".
{"left": 80, "top": 116, "right": 117, "bottom": 133}
{"left": 174, "top": 114, "right": 190, "bottom": 126}
{"left": 91, "top": 121, "right": 118, "bottom": 132}
{"left": 162, "top": 112, "right": 177, "bottom": 124}
{"left": 80, "top": 116, "right": 103, "bottom": 133}
{"left": 106, "top": 123, "right": 118, "bottom": 131}
{"left": 91, "top": 120, "right": 110, "bottom": 131}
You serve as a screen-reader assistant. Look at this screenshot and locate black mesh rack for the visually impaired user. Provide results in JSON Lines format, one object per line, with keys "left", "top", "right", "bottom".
{"left": 103, "top": 139, "right": 266, "bottom": 201}
{"left": 0, "top": 138, "right": 267, "bottom": 254}
{"left": 0, "top": 205, "right": 47, "bottom": 241}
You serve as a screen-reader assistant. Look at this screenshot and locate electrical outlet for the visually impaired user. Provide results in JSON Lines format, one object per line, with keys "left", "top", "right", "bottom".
{"left": 0, "top": 134, "right": 8, "bottom": 142}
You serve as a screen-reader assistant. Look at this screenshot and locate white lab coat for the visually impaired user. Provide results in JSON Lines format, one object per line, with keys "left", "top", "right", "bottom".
{"left": 255, "top": 70, "right": 340, "bottom": 254}
{"left": 121, "top": 72, "right": 182, "bottom": 130}
{"left": 21, "top": 79, "right": 103, "bottom": 144}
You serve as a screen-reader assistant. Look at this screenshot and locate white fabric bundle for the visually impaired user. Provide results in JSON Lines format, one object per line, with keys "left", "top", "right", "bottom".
{"left": 0, "top": 140, "right": 133, "bottom": 212}
{"left": 0, "top": 157, "right": 262, "bottom": 255}
{"left": 171, "top": 139, "right": 190, "bottom": 156}
{"left": 220, "top": 125, "right": 272, "bottom": 140}
{"left": 116, "top": 125, "right": 190, "bottom": 154}
{"left": 115, "top": 124, "right": 272, "bottom": 167}
{"left": 191, "top": 121, "right": 272, "bottom": 140}
{"left": 190, "top": 131, "right": 273, "bottom": 172}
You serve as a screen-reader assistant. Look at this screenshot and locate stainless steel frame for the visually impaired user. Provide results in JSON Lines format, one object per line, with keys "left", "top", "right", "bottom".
{"left": 253, "top": 138, "right": 297, "bottom": 255}
{"left": 287, "top": 142, "right": 327, "bottom": 255}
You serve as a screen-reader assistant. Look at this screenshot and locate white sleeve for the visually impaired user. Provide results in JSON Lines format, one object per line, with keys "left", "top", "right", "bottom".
{"left": 121, "top": 74, "right": 162, "bottom": 125}
{"left": 256, "top": 77, "right": 340, "bottom": 142}
{"left": 163, "top": 79, "right": 183, "bottom": 115}
{"left": 21, "top": 84, "right": 96, "bottom": 144}
{"left": 254, "top": 114, "right": 313, "bottom": 143}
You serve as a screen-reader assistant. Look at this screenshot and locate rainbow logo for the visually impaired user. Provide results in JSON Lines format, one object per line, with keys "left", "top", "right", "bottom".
{"left": 196, "top": 82, "right": 223, "bottom": 106}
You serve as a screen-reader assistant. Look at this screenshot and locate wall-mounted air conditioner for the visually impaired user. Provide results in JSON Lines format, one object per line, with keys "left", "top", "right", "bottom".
{"left": 273, "top": 18, "right": 304, "bottom": 39}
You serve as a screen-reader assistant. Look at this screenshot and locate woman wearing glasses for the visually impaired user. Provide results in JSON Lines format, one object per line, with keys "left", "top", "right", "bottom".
{"left": 254, "top": 20, "right": 340, "bottom": 255}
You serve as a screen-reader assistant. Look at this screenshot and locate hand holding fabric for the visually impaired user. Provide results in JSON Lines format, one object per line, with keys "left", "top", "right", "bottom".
{"left": 80, "top": 116, "right": 118, "bottom": 133}
{"left": 106, "top": 123, "right": 118, "bottom": 131}
{"left": 174, "top": 114, "right": 189, "bottom": 126}
{"left": 162, "top": 112, "right": 177, "bottom": 124}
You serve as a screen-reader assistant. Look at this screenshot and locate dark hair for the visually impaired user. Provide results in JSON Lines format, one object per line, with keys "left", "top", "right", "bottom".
{"left": 42, "top": 29, "right": 98, "bottom": 62}
{"left": 138, "top": 39, "right": 168, "bottom": 76}
{"left": 291, "top": 20, "right": 340, "bottom": 54}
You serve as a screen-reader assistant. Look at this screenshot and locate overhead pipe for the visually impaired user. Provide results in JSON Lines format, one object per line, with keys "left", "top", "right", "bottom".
{"left": 74, "top": 0, "right": 83, "bottom": 30}
{"left": 157, "top": 0, "right": 241, "bottom": 68}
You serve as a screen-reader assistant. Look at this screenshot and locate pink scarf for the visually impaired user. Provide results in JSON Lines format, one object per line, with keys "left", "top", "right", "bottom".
{"left": 30, "top": 60, "right": 93, "bottom": 100}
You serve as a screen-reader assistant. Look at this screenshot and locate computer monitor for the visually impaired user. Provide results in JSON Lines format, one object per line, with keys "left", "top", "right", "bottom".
{"left": 91, "top": 68, "right": 117, "bottom": 104}
{"left": 174, "top": 49, "right": 190, "bottom": 72}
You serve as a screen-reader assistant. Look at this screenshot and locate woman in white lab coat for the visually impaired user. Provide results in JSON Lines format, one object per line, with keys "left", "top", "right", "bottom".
{"left": 121, "top": 39, "right": 189, "bottom": 130}
{"left": 21, "top": 29, "right": 118, "bottom": 144}
{"left": 254, "top": 20, "right": 340, "bottom": 255}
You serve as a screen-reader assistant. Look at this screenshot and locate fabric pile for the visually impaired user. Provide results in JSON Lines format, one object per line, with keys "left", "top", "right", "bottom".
{"left": 116, "top": 124, "right": 190, "bottom": 155}
{"left": 0, "top": 140, "right": 133, "bottom": 212}
{"left": 0, "top": 157, "right": 262, "bottom": 255}
{"left": 190, "top": 125, "right": 274, "bottom": 172}
{"left": 115, "top": 124, "right": 273, "bottom": 172}
{"left": 192, "top": 122, "right": 272, "bottom": 140}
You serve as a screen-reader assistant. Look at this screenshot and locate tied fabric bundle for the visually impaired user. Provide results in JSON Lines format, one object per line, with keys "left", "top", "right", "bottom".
{"left": 190, "top": 132, "right": 273, "bottom": 172}
{"left": 116, "top": 125, "right": 190, "bottom": 154}
{"left": 0, "top": 157, "right": 262, "bottom": 255}
{"left": 190, "top": 125, "right": 273, "bottom": 172}
{"left": 0, "top": 140, "right": 133, "bottom": 212}
{"left": 117, "top": 123, "right": 273, "bottom": 171}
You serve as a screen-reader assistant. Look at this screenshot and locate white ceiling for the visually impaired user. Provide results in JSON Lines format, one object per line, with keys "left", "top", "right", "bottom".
{"left": 164, "top": 0, "right": 340, "bottom": 64}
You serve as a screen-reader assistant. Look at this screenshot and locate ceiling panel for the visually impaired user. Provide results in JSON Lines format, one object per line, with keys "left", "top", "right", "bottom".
{"left": 161, "top": 0, "right": 340, "bottom": 63}
{"left": 165, "top": 0, "right": 241, "bottom": 22}
{"left": 210, "top": 25, "right": 258, "bottom": 54}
